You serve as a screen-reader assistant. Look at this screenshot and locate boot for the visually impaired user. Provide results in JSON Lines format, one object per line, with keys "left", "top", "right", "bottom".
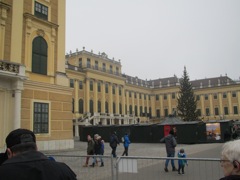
{"left": 100, "top": 162, "right": 104, "bottom": 167}
{"left": 89, "top": 163, "right": 95, "bottom": 167}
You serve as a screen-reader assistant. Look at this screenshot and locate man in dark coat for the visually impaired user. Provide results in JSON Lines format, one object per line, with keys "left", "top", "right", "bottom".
{"left": 83, "top": 135, "right": 95, "bottom": 167}
{"left": 160, "top": 129, "right": 177, "bottom": 172}
{"left": 0, "top": 128, "right": 77, "bottom": 180}
{"left": 109, "top": 131, "right": 120, "bottom": 158}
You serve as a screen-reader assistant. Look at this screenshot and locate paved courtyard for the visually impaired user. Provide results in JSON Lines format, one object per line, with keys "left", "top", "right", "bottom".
{"left": 44, "top": 138, "right": 224, "bottom": 180}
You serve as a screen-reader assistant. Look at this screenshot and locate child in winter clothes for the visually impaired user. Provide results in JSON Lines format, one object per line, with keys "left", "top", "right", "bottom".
{"left": 99, "top": 139, "right": 105, "bottom": 167}
{"left": 122, "top": 133, "right": 131, "bottom": 156}
{"left": 178, "top": 148, "right": 187, "bottom": 175}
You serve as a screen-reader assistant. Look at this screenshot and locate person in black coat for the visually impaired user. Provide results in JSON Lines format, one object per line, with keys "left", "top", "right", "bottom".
{"left": 0, "top": 128, "right": 77, "bottom": 180}
{"left": 109, "top": 131, "right": 120, "bottom": 158}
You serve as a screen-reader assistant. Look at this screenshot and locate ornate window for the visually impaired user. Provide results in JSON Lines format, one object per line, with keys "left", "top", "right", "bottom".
{"left": 32, "top": 36, "right": 48, "bottom": 75}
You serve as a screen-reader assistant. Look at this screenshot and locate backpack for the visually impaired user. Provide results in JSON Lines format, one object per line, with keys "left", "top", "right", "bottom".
{"left": 121, "top": 136, "right": 124, "bottom": 143}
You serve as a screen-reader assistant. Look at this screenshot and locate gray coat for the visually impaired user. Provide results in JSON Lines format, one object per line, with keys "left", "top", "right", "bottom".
{"left": 160, "top": 134, "right": 177, "bottom": 154}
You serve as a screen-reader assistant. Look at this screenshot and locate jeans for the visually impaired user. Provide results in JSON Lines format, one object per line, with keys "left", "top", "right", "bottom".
{"left": 165, "top": 152, "right": 175, "bottom": 168}
{"left": 111, "top": 147, "right": 117, "bottom": 157}
{"left": 122, "top": 147, "right": 129, "bottom": 156}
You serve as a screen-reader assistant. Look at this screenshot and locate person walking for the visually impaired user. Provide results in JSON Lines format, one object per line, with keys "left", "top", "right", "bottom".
{"left": 122, "top": 133, "right": 131, "bottom": 156}
{"left": 219, "top": 139, "right": 240, "bottom": 180}
{"left": 99, "top": 137, "right": 105, "bottom": 167}
{"left": 83, "top": 135, "right": 95, "bottom": 167}
{"left": 0, "top": 128, "right": 77, "bottom": 180}
{"left": 109, "top": 131, "right": 120, "bottom": 158}
{"left": 90, "top": 134, "right": 101, "bottom": 167}
{"left": 160, "top": 129, "right": 177, "bottom": 172}
{"left": 177, "top": 148, "right": 188, "bottom": 175}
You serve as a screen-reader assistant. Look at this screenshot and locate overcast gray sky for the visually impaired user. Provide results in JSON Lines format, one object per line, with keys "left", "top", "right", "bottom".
{"left": 66, "top": 0, "right": 240, "bottom": 81}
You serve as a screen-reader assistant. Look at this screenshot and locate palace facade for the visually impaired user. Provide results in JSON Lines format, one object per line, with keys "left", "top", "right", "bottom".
{"left": 66, "top": 49, "right": 240, "bottom": 126}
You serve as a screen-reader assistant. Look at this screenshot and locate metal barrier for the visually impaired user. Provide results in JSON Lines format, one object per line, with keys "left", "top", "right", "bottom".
{"left": 47, "top": 154, "right": 223, "bottom": 180}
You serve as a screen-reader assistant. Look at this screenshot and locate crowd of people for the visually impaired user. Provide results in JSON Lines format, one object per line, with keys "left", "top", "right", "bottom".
{"left": 82, "top": 131, "right": 131, "bottom": 167}
{"left": 1, "top": 128, "right": 240, "bottom": 180}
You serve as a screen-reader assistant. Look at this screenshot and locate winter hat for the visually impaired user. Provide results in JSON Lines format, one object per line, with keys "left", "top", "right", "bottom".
{"left": 6, "top": 129, "right": 36, "bottom": 149}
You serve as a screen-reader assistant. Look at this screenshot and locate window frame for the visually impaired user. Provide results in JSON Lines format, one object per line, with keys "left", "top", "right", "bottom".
{"left": 70, "top": 79, "right": 74, "bottom": 88}
{"left": 33, "top": 102, "right": 49, "bottom": 134}
{"left": 34, "top": 1, "right": 48, "bottom": 20}
{"left": 32, "top": 36, "right": 48, "bottom": 75}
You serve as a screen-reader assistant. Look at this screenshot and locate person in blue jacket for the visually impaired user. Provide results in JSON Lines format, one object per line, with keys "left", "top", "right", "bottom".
{"left": 122, "top": 133, "right": 131, "bottom": 156}
{"left": 177, "top": 148, "right": 188, "bottom": 175}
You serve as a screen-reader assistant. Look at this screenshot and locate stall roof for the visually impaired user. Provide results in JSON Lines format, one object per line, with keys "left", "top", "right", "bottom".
{"left": 160, "top": 117, "right": 202, "bottom": 125}
{"left": 160, "top": 117, "right": 183, "bottom": 125}
{"left": 205, "top": 119, "right": 233, "bottom": 123}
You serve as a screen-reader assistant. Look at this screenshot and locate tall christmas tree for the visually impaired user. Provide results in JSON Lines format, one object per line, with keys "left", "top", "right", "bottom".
{"left": 177, "top": 67, "right": 199, "bottom": 121}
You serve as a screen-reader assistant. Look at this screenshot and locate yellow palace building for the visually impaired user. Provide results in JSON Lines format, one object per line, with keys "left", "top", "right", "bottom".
{"left": 0, "top": 0, "right": 240, "bottom": 151}
{"left": 0, "top": 0, "right": 73, "bottom": 151}
{"left": 66, "top": 48, "right": 240, "bottom": 128}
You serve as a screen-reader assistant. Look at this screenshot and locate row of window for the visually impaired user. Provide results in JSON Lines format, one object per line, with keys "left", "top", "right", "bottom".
{"left": 70, "top": 79, "right": 239, "bottom": 102}
{"left": 73, "top": 97, "right": 240, "bottom": 116}
{"left": 79, "top": 58, "right": 120, "bottom": 74}
{"left": 197, "top": 92, "right": 237, "bottom": 101}
{"left": 198, "top": 106, "right": 239, "bottom": 116}
{"left": 155, "top": 106, "right": 239, "bottom": 118}
{"left": 72, "top": 99, "right": 151, "bottom": 117}
{"left": 70, "top": 79, "right": 152, "bottom": 99}
{"left": 155, "top": 92, "right": 237, "bottom": 101}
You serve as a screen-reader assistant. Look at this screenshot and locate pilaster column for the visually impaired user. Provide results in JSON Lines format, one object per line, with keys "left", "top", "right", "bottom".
{"left": 167, "top": 94, "right": 172, "bottom": 114}
{"left": 132, "top": 92, "right": 135, "bottom": 115}
{"left": 141, "top": 94, "right": 144, "bottom": 115}
{"left": 137, "top": 93, "right": 140, "bottom": 116}
{"left": 109, "top": 83, "right": 113, "bottom": 113}
{"left": 227, "top": 92, "right": 233, "bottom": 115}
{"left": 122, "top": 86, "right": 125, "bottom": 114}
{"left": 10, "top": 0, "right": 23, "bottom": 64}
{"left": 85, "top": 78, "right": 90, "bottom": 113}
{"left": 218, "top": 92, "right": 223, "bottom": 116}
{"left": 160, "top": 94, "right": 164, "bottom": 117}
{"left": 150, "top": 95, "right": 156, "bottom": 117}
{"left": 209, "top": 94, "right": 213, "bottom": 116}
{"left": 200, "top": 95, "right": 205, "bottom": 116}
{"left": 101, "top": 82, "right": 105, "bottom": 113}
{"left": 74, "top": 80, "right": 79, "bottom": 114}
{"left": 126, "top": 91, "right": 129, "bottom": 114}
{"left": 116, "top": 85, "right": 119, "bottom": 114}
{"left": 94, "top": 80, "right": 98, "bottom": 113}
{"left": 0, "top": 4, "right": 9, "bottom": 59}
{"left": 146, "top": 94, "right": 149, "bottom": 114}
{"left": 13, "top": 89, "right": 22, "bottom": 129}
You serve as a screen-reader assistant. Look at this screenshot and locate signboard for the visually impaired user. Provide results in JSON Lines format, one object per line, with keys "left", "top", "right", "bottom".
{"left": 206, "top": 123, "right": 221, "bottom": 141}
